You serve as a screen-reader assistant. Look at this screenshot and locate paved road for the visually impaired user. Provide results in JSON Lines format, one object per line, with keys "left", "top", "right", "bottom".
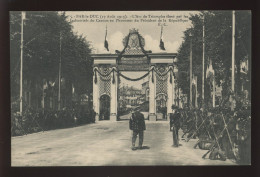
{"left": 11, "top": 116, "right": 236, "bottom": 166}
{"left": 119, "top": 112, "right": 149, "bottom": 120}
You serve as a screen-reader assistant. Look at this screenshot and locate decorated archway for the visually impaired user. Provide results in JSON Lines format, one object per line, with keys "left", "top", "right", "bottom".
{"left": 92, "top": 29, "right": 178, "bottom": 121}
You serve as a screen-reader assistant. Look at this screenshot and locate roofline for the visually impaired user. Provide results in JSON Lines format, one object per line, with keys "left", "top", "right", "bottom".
{"left": 148, "top": 53, "right": 177, "bottom": 57}
{"left": 91, "top": 53, "right": 177, "bottom": 58}
{"left": 91, "top": 54, "right": 118, "bottom": 58}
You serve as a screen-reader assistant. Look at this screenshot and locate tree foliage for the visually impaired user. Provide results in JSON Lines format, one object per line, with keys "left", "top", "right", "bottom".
{"left": 10, "top": 11, "right": 93, "bottom": 105}
{"left": 177, "top": 11, "right": 251, "bottom": 106}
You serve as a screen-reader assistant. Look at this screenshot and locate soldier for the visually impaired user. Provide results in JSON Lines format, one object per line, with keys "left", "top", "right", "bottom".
{"left": 236, "top": 106, "right": 251, "bottom": 164}
{"left": 209, "top": 146, "right": 227, "bottom": 161}
{"left": 162, "top": 107, "right": 167, "bottom": 120}
{"left": 170, "top": 105, "right": 181, "bottom": 147}
{"left": 129, "top": 107, "right": 146, "bottom": 150}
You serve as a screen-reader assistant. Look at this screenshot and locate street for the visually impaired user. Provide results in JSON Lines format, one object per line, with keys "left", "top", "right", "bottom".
{"left": 11, "top": 113, "right": 236, "bottom": 166}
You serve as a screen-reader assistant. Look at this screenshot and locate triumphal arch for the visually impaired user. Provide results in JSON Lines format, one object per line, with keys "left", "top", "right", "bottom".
{"left": 92, "top": 29, "right": 177, "bottom": 121}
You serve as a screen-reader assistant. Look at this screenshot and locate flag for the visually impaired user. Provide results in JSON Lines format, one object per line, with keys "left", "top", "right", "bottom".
{"left": 49, "top": 80, "right": 56, "bottom": 87}
{"left": 43, "top": 81, "right": 48, "bottom": 90}
{"left": 240, "top": 59, "right": 248, "bottom": 73}
{"left": 22, "top": 11, "right": 26, "bottom": 20}
{"left": 192, "top": 74, "right": 196, "bottom": 85}
{"left": 104, "top": 25, "right": 109, "bottom": 51}
{"left": 72, "top": 83, "right": 75, "bottom": 94}
{"left": 159, "top": 26, "right": 165, "bottom": 50}
{"left": 206, "top": 58, "right": 214, "bottom": 79}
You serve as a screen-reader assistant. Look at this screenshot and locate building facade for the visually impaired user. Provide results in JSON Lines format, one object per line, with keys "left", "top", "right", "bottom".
{"left": 119, "top": 86, "right": 142, "bottom": 109}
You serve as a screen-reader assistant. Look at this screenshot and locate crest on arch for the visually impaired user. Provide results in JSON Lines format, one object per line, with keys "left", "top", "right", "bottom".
{"left": 117, "top": 28, "right": 151, "bottom": 56}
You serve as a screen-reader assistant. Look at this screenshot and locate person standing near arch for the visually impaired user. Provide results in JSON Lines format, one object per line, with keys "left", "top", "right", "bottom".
{"left": 129, "top": 107, "right": 146, "bottom": 150}
{"left": 170, "top": 105, "right": 181, "bottom": 147}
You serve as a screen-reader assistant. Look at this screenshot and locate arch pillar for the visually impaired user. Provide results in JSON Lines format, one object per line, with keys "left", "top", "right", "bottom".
{"left": 167, "top": 66, "right": 173, "bottom": 120}
{"left": 110, "top": 68, "right": 118, "bottom": 121}
{"left": 149, "top": 66, "right": 157, "bottom": 121}
{"left": 93, "top": 67, "right": 100, "bottom": 122}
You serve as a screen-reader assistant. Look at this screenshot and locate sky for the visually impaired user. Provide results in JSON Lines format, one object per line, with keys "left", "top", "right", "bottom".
{"left": 65, "top": 11, "right": 199, "bottom": 89}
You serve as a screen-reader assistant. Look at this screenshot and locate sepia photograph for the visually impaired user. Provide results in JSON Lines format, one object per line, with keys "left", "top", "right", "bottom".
{"left": 10, "top": 10, "right": 251, "bottom": 166}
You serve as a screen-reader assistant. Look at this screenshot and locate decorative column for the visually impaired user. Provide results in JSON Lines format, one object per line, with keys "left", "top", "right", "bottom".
{"left": 167, "top": 66, "right": 173, "bottom": 120}
{"left": 149, "top": 66, "right": 156, "bottom": 121}
{"left": 93, "top": 67, "right": 100, "bottom": 122}
{"left": 110, "top": 67, "right": 117, "bottom": 121}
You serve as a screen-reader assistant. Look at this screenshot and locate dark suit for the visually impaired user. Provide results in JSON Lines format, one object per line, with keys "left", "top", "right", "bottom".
{"left": 170, "top": 110, "right": 180, "bottom": 147}
{"left": 129, "top": 111, "right": 146, "bottom": 148}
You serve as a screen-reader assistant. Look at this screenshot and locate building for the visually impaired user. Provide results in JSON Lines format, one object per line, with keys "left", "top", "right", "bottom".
{"left": 141, "top": 81, "right": 149, "bottom": 102}
{"left": 119, "top": 85, "right": 142, "bottom": 109}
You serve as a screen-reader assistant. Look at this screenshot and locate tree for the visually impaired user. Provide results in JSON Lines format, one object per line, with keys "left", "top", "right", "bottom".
{"left": 10, "top": 11, "right": 93, "bottom": 110}
{"left": 177, "top": 15, "right": 203, "bottom": 105}
{"left": 177, "top": 11, "right": 251, "bottom": 108}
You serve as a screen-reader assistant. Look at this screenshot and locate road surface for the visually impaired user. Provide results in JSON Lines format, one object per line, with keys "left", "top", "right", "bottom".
{"left": 11, "top": 113, "right": 236, "bottom": 166}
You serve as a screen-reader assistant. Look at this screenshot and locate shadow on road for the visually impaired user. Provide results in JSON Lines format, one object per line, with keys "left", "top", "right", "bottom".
{"left": 119, "top": 112, "right": 149, "bottom": 121}
{"left": 118, "top": 118, "right": 130, "bottom": 121}
{"left": 139, "top": 146, "right": 150, "bottom": 150}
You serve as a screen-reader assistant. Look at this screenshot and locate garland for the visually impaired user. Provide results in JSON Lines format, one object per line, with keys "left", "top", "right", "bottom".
{"left": 99, "top": 74, "right": 111, "bottom": 81}
{"left": 170, "top": 69, "right": 172, "bottom": 83}
{"left": 112, "top": 70, "right": 115, "bottom": 84}
{"left": 94, "top": 66, "right": 174, "bottom": 82}
{"left": 154, "top": 67, "right": 172, "bottom": 76}
{"left": 152, "top": 69, "right": 154, "bottom": 83}
{"left": 94, "top": 69, "right": 97, "bottom": 84}
{"left": 94, "top": 67, "right": 114, "bottom": 77}
{"left": 118, "top": 71, "right": 150, "bottom": 81}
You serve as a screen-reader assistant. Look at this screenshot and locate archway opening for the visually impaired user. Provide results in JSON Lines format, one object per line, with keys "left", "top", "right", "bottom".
{"left": 99, "top": 94, "right": 110, "bottom": 120}
{"left": 156, "top": 94, "right": 167, "bottom": 120}
{"left": 118, "top": 71, "right": 149, "bottom": 120}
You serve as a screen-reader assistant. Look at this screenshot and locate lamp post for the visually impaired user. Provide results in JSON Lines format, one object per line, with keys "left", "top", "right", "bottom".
{"left": 202, "top": 15, "right": 205, "bottom": 108}
{"left": 195, "top": 75, "right": 198, "bottom": 108}
{"left": 19, "top": 11, "right": 25, "bottom": 115}
{"left": 189, "top": 31, "right": 193, "bottom": 109}
{"left": 231, "top": 10, "right": 236, "bottom": 111}
{"left": 17, "top": 12, "right": 46, "bottom": 114}
{"left": 58, "top": 31, "right": 62, "bottom": 110}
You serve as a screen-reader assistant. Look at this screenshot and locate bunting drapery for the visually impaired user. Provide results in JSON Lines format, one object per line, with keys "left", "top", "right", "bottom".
{"left": 170, "top": 69, "right": 172, "bottom": 83}
{"left": 112, "top": 70, "right": 115, "bottom": 84}
{"left": 152, "top": 69, "right": 154, "bottom": 83}
{"left": 94, "top": 69, "right": 97, "bottom": 84}
{"left": 118, "top": 71, "right": 150, "bottom": 81}
{"left": 94, "top": 66, "right": 174, "bottom": 82}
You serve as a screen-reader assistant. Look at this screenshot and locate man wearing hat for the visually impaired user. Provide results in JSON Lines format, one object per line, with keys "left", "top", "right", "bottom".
{"left": 170, "top": 105, "right": 181, "bottom": 147}
{"left": 129, "top": 107, "right": 146, "bottom": 150}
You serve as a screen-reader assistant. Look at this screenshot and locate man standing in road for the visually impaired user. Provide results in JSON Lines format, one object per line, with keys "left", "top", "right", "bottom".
{"left": 129, "top": 107, "right": 146, "bottom": 150}
{"left": 170, "top": 105, "right": 181, "bottom": 147}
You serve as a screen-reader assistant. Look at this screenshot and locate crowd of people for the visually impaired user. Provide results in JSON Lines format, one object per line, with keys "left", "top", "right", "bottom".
{"left": 128, "top": 104, "right": 251, "bottom": 165}
{"left": 173, "top": 105, "right": 251, "bottom": 164}
{"left": 11, "top": 106, "right": 96, "bottom": 136}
